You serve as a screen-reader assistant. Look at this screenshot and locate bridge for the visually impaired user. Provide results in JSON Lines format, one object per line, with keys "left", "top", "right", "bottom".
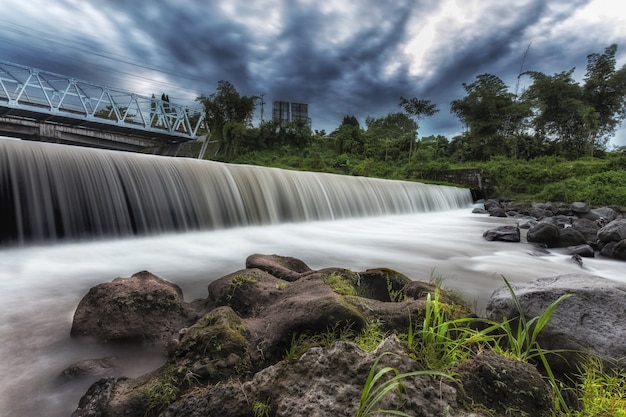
{"left": 0, "top": 60, "right": 207, "bottom": 154}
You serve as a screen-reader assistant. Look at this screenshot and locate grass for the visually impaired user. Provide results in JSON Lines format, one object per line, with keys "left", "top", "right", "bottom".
{"left": 324, "top": 272, "right": 357, "bottom": 296}
{"left": 228, "top": 273, "right": 258, "bottom": 300}
{"left": 567, "top": 356, "right": 626, "bottom": 417}
{"left": 252, "top": 398, "right": 272, "bottom": 417}
{"left": 355, "top": 352, "right": 451, "bottom": 417}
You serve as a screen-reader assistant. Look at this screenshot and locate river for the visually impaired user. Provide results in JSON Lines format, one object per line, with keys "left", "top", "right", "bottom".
{"left": 1, "top": 210, "right": 625, "bottom": 417}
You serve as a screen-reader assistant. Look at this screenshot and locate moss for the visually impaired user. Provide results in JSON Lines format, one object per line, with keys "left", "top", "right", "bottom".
{"left": 172, "top": 306, "right": 251, "bottom": 380}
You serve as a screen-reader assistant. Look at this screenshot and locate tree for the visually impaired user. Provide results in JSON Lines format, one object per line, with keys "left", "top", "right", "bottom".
{"left": 450, "top": 74, "right": 529, "bottom": 160}
{"left": 399, "top": 97, "right": 439, "bottom": 162}
{"left": 197, "top": 81, "right": 256, "bottom": 156}
{"left": 365, "top": 112, "right": 416, "bottom": 160}
{"left": 523, "top": 69, "right": 591, "bottom": 158}
{"left": 334, "top": 115, "right": 364, "bottom": 154}
{"left": 582, "top": 44, "right": 626, "bottom": 155}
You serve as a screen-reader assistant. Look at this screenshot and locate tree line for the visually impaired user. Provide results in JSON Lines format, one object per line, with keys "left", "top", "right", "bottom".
{"left": 192, "top": 44, "right": 626, "bottom": 167}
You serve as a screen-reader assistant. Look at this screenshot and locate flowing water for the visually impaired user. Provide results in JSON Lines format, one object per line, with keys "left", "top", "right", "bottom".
{"left": 0, "top": 139, "right": 624, "bottom": 417}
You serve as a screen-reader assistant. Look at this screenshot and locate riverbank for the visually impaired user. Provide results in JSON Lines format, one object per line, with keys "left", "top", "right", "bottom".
{"left": 2, "top": 210, "right": 625, "bottom": 416}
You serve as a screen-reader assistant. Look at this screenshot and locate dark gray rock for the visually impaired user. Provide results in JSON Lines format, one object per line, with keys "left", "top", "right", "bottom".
{"left": 518, "top": 218, "right": 538, "bottom": 229}
{"left": 601, "top": 239, "right": 626, "bottom": 260}
{"left": 482, "top": 225, "right": 520, "bottom": 242}
{"left": 486, "top": 274, "right": 626, "bottom": 373}
{"left": 527, "top": 222, "right": 560, "bottom": 247}
{"left": 570, "top": 202, "right": 590, "bottom": 215}
{"left": 598, "top": 219, "right": 626, "bottom": 243}
{"left": 567, "top": 244, "right": 595, "bottom": 258}
{"left": 555, "top": 227, "right": 587, "bottom": 247}
{"left": 571, "top": 218, "right": 600, "bottom": 244}
{"left": 61, "top": 358, "right": 120, "bottom": 380}
{"left": 488, "top": 207, "right": 507, "bottom": 217}
{"left": 591, "top": 206, "right": 618, "bottom": 222}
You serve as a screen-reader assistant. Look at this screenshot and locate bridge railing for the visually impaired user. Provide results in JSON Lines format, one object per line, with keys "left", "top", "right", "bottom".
{"left": 0, "top": 60, "right": 206, "bottom": 141}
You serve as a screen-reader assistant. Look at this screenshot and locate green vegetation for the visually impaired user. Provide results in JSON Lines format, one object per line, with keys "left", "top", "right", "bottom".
{"left": 355, "top": 352, "right": 451, "bottom": 417}
{"left": 184, "top": 44, "right": 626, "bottom": 206}
{"left": 228, "top": 273, "right": 258, "bottom": 300}
{"left": 252, "top": 399, "right": 272, "bottom": 417}
{"left": 570, "top": 357, "right": 626, "bottom": 417}
{"left": 324, "top": 272, "right": 358, "bottom": 296}
{"left": 352, "top": 277, "right": 626, "bottom": 417}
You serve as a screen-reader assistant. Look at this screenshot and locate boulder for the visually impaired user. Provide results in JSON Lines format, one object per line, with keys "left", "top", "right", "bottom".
{"left": 571, "top": 218, "right": 600, "bottom": 245}
{"left": 61, "top": 357, "right": 120, "bottom": 380}
{"left": 570, "top": 202, "right": 590, "bottom": 215}
{"left": 160, "top": 336, "right": 462, "bottom": 417}
{"left": 567, "top": 244, "right": 595, "bottom": 258}
{"left": 486, "top": 274, "right": 626, "bottom": 373}
{"left": 592, "top": 206, "right": 619, "bottom": 223}
{"left": 598, "top": 219, "right": 626, "bottom": 243}
{"left": 555, "top": 227, "right": 587, "bottom": 247}
{"left": 246, "top": 253, "right": 312, "bottom": 282}
{"left": 527, "top": 222, "right": 560, "bottom": 247}
{"left": 456, "top": 350, "right": 553, "bottom": 417}
{"left": 482, "top": 225, "right": 520, "bottom": 242}
{"left": 600, "top": 239, "right": 626, "bottom": 260}
{"left": 70, "top": 271, "right": 200, "bottom": 346}
{"left": 72, "top": 255, "right": 484, "bottom": 417}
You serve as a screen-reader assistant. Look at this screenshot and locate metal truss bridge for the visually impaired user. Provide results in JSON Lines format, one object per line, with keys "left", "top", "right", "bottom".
{"left": 0, "top": 60, "right": 207, "bottom": 153}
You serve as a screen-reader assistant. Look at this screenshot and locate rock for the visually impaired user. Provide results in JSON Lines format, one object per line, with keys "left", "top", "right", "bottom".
{"left": 61, "top": 357, "right": 120, "bottom": 380}
{"left": 517, "top": 218, "right": 538, "bottom": 229}
{"left": 570, "top": 202, "right": 590, "bottom": 215}
{"left": 601, "top": 239, "right": 626, "bottom": 260}
{"left": 488, "top": 207, "right": 507, "bottom": 217}
{"left": 528, "top": 206, "right": 553, "bottom": 219}
{"left": 555, "top": 227, "right": 587, "bottom": 247}
{"left": 592, "top": 207, "right": 619, "bottom": 223}
{"left": 598, "top": 219, "right": 626, "bottom": 243}
{"left": 71, "top": 377, "right": 119, "bottom": 417}
{"left": 71, "top": 271, "right": 200, "bottom": 346}
{"left": 73, "top": 256, "right": 485, "bottom": 417}
{"left": 456, "top": 350, "right": 553, "bottom": 417}
{"left": 571, "top": 218, "right": 600, "bottom": 245}
{"left": 567, "top": 244, "right": 595, "bottom": 258}
{"left": 245, "top": 253, "right": 312, "bottom": 282}
{"left": 482, "top": 225, "right": 520, "bottom": 242}
{"left": 161, "top": 336, "right": 462, "bottom": 417}
{"left": 527, "top": 222, "right": 560, "bottom": 247}
{"left": 483, "top": 199, "right": 501, "bottom": 211}
{"left": 486, "top": 274, "right": 626, "bottom": 374}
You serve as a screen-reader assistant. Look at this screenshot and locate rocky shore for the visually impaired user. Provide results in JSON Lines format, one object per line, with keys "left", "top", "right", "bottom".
{"left": 478, "top": 199, "right": 626, "bottom": 261}
{"left": 67, "top": 249, "right": 626, "bottom": 417}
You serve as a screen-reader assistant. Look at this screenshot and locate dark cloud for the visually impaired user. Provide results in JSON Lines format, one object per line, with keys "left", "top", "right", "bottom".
{"left": 1, "top": 0, "right": 625, "bottom": 145}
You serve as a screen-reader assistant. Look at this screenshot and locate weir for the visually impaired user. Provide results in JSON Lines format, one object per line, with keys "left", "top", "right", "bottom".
{"left": 0, "top": 139, "right": 473, "bottom": 245}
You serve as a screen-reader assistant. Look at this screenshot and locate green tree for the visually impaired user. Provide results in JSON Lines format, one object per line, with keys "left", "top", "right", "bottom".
{"left": 523, "top": 69, "right": 592, "bottom": 158}
{"left": 365, "top": 112, "right": 416, "bottom": 161}
{"left": 197, "top": 81, "right": 256, "bottom": 156}
{"left": 450, "top": 74, "right": 529, "bottom": 160}
{"left": 399, "top": 97, "right": 439, "bottom": 162}
{"left": 334, "top": 115, "right": 364, "bottom": 154}
{"left": 582, "top": 44, "right": 626, "bottom": 155}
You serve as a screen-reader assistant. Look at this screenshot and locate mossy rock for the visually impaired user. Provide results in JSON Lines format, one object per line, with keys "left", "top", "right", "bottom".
{"left": 171, "top": 306, "right": 251, "bottom": 381}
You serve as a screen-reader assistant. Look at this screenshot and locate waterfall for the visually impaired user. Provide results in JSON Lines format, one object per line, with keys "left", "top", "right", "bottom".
{"left": 0, "top": 139, "right": 472, "bottom": 245}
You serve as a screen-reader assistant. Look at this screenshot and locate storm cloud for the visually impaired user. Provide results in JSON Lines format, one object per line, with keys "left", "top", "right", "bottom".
{"left": 1, "top": 0, "right": 625, "bottom": 145}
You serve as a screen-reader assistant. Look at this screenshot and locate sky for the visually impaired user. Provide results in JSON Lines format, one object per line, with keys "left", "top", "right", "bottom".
{"left": 1, "top": 0, "right": 626, "bottom": 147}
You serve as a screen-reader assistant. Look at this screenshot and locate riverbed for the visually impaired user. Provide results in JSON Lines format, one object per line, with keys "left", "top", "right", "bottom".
{"left": 1, "top": 209, "right": 624, "bottom": 417}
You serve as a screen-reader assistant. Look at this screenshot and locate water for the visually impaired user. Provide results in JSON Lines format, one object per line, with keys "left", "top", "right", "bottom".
{"left": 2, "top": 211, "right": 625, "bottom": 417}
{"left": 1, "top": 139, "right": 624, "bottom": 416}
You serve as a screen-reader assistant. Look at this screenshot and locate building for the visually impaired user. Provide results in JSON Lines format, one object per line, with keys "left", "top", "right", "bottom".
{"left": 272, "top": 101, "right": 310, "bottom": 128}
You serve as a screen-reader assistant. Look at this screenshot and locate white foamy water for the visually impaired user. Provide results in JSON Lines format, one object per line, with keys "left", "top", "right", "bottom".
{"left": 1, "top": 210, "right": 625, "bottom": 416}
